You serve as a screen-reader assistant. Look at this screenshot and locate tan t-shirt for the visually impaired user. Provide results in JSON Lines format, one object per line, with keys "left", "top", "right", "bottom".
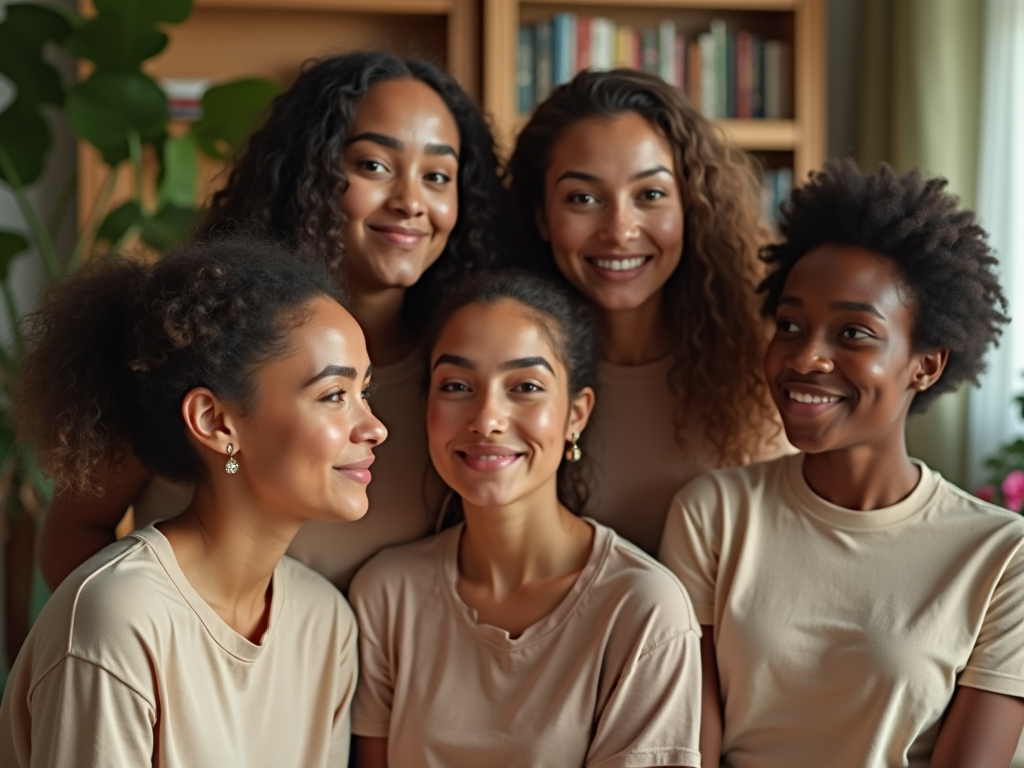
{"left": 659, "top": 454, "right": 1024, "bottom": 768}
{"left": 134, "top": 350, "right": 440, "bottom": 591}
{"left": 0, "top": 525, "right": 357, "bottom": 767}
{"left": 349, "top": 519, "right": 703, "bottom": 768}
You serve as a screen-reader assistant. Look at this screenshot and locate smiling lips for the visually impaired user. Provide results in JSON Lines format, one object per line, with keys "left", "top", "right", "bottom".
{"left": 368, "top": 224, "right": 428, "bottom": 247}
{"left": 585, "top": 254, "right": 653, "bottom": 281}
{"left": 336, "top": 456, "right": 375, "bottom": 483}
{"left": 781, "top": 384, "right": 846, "bottom": 416}
{"left": 458, "top": 445, "right": 523, "bottom": 473}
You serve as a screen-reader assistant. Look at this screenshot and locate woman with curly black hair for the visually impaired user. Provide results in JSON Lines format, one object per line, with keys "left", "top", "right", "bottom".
{"left": 506, "top": 69, "right": 783, "bottom": 558}
{"left": 1, "top": 239, "right": 384, "bottom": 766}
{"left": 660, "top": 159, "right": 1024, "bottom": 767}
{"left": 39, "top": 52, "right": 508, "bottom": 591}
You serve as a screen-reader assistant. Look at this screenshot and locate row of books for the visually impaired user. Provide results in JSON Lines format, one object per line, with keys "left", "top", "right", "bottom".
{"left": 762, "top": 167, "right": 794, "bottom": 227}
{"left": 517, "top": 15, "right": 793, "bottom": 121}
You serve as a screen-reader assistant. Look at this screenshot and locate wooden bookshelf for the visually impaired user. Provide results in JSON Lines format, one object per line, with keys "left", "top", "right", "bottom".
{"left": 483, "top": 0, "right": 826, "bottom": 181}
{"left": 78, "top": 0, "right": 481, "bottom": 225}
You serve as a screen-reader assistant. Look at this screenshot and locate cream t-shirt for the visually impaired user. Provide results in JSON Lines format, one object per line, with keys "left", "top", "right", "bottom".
{"left": 0, "top": 525, "right": 358, "bottom": 767}
{"left": 659, "top": 453, "right": 1024, "bottom": 768}
{"left": 134, "top": 350, "right": 440, "bottom": 591}
{"left": 349, "top": 519, "right": 703, "bottom": 768}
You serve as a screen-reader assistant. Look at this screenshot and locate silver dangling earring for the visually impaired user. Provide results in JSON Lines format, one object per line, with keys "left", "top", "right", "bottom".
{"left": 565, "top": 432, "right": 582, "bottom": 463}
{"left": 224, "top": 443, "right": 239, "bottom": 474}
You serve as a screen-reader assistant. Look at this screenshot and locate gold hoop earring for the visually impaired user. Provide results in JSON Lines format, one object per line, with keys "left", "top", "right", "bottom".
{"left": 565, "top": 432, "right": 582, "bottom": 463}
{"left": 224, "top": 443, "right": 239, "bottom": 475}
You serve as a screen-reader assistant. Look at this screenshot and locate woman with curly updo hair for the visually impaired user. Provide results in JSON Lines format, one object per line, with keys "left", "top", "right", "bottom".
{"left": 507, "top": 68, "right": 781, "bottom": 556}
{"left": 1, "top": 240, "right": 385, "bottom": 766}
{"left": 660, "top": 160, "right": 1024, "bottom": 767}
{"left": 40, "top": 52, "right": 508, "bottom": 591}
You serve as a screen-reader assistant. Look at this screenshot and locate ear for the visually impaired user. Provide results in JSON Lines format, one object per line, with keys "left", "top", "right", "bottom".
{"left": 910, "top": 347, "right": 950, "bottom": 394}
{"left": 566, "top": 386, "right": 596, "bottom": 441}
{"left": 535, "top": 206, "right": 551, "bottom": 242}
{"left": 181, "top": 387, "right": 241, "bottom": 460}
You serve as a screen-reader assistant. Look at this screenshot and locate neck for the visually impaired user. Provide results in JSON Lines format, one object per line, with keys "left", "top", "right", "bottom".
{"left": 801, "top": 432, "right": 920, "bottom": 510}
{"left": 348, "top": 285, "right": 413, "bottom": 367}
{"left": 459, "top": 482, "right": 591, "bottom": 595}
{"left": 157, "top": 483, "right": 301, "bottom": 642}
{"left": 597, "top": 291, "right": 672, "bottom": 365}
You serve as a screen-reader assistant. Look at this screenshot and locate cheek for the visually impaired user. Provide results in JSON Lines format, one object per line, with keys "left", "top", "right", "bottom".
{"left": 426, "top": 399, "right": 459, "bottom": 452}
{"left": 339, "top": 177, "right": 382, "bottom": 226}
{"left": 521, "top": 403, "right": 566, "bottom": 451}
{"left": 650, "top": 209, "right": 685, "bottom": 260}
{"left": 431, "top": 192, "right": 458, "bottom": 235}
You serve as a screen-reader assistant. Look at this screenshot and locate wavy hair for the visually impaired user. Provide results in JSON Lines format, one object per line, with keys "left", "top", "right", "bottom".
{"left": 507, "top": 68, "right": 778, "bottom": 466}
{"left": 203, "top": 51, "right": 507, "bottom": 325}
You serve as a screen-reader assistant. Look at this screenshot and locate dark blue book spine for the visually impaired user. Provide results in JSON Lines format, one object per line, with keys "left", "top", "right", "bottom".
{"left": 518, "top": 25, "right": 536, "bottom": 113}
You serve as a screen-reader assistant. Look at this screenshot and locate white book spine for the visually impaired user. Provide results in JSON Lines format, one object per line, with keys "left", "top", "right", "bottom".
{"left": 658, "top": 20, "right": 676, "bottom": 84}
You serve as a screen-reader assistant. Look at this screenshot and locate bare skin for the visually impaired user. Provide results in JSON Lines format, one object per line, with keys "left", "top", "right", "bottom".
{"left": 39, "top": 78, "right": 460, "bottom": 591}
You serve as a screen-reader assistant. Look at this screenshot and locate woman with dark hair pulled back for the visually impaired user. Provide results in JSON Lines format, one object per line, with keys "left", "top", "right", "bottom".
{"left": 39, "top": 51, "right": 509, "bottom": 592}
{"left": 0, "top": 239, "right": 385, "bottom": 766}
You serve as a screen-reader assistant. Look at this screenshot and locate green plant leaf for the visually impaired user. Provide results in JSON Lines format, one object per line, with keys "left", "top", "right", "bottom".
{"left": 66, "top": 71, "right": 167, "bottom": 165}
{"left": 191, "top": 78, "right": 281, "bottom": 160}
{"left": 0, "top": 100, "right": 51, "bottom": 185}
{"left": 0, "top": 4, "right": 75, "bottom": 106}
{"left": 157, "top": 132, "right": 198, "bottom": 208}
{"left": 65, "top": 0, "right": 192, "bottom": 72}
{"left": 140, "top": 204, "right": 197, "bottom": 251}
{"left": 0, "top": 231, "right": 30, "bottom": 281}
{"left": 96, "top": 201, "right": 142, "bottom": 244}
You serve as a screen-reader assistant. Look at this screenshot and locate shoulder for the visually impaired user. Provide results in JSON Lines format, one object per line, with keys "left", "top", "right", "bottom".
{"left": 349, "top": 528, "right": 451, "bottom": 606}
{"left": 590, "top": 524, "right": 700, "bottom": 638}
{"left": 278, "top": 556, "right": 354, "bottom": 626}
{"left": 676, "top": 455, "right": 787, "bottom": 505}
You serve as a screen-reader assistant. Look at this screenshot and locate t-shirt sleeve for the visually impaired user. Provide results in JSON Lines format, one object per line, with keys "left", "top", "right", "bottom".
{"left": 348, "top": 567, "right": 395, "bottom": 739}
{"left": 29, "top": 655, "right": 156, "bottom": 766}
{"left": 585, "top": 629, "right": 702, "bottom": 768}
{"left": 329, "top": 600, "right": 359, "bottom": 766}
{"left": 959, "top": 539, "right": 1024, "bottom": 698}
{"left": 658, "top": 476, "right": 722, "bottom": 626}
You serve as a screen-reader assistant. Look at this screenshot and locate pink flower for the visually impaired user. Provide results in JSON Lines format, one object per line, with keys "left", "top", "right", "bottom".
{"left": 1002, "top": 470, "right": 1024, "bottom": 512}
{"left": 975, "top": 485, "right": 995, "bottom": 502}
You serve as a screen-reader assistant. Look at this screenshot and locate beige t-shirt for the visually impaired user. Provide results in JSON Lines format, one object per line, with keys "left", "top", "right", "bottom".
{"left": 134, "top": 350, "right": 440, "bottom": 591}
{"left": 587, "top": 357, "right": 787, "bottom": 556}
{"left": 0, "top": 525, "right": 357, "bottom": 767}
{"left": 659, "top": 453, "right": 1024, "bottom": 768}
{"left": 349, "top": 519, "right": 703, "bottom": 768}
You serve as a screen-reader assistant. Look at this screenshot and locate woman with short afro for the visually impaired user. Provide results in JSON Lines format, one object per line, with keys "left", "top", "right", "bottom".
{"left": 660, "top": 159, "right": 1024, "bottom": 767}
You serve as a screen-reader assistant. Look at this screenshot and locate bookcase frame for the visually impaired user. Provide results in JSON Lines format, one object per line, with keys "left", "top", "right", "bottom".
{"left": 482, "top": 0, "right": 826, "bottom": 180}
{"left": 77, "top": 0, "right": 481, "bottom": 225}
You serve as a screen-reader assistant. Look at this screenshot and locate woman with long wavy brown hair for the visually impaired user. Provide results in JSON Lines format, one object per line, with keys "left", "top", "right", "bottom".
{"left": 507, "top": 68, "right": 781, "bottom": 556}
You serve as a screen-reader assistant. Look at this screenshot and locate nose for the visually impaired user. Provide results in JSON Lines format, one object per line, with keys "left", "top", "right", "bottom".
{"left": 356, "top": 408, "right": 388, "bottom": 447}
{"left": 468, "top": 385, "right": 508, "bottom": 436}
{"left": 785, "top": 335, "right": 834, "bottom": 375}
{"left": 385, "top": 173, "right": 425, "bottom": 218}
{"left": 597, "top": 199, "right": 640, "bottom": 246}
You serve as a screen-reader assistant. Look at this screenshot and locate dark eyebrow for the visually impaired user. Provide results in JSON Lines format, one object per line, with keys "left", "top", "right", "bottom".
{"left": 831, "top": 301, "right": 885, "bottom": 320}
{"left": 426, "top": 143, "right": 459, "bottom": 160}
{"left": 630, "top": 165, "right": 672, "bottom": 181}
{"left": 500, "top": 356, "right": 555, "bottom": 374}
{"left": 302, "top": 364, "right": 359, "bottom": 388}
{"left": 346, "top": 132, "right": 401, "bottom": 150}
{"left": 433, "top": 353, "right": 474, "bottom": 370}
{"left": 555, "top": 165, "right": 672, "bottom": 185}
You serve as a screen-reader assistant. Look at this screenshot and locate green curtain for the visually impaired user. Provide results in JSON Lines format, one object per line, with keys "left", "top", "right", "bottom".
{"left": 856, "top": 0, "right": 984, "bottom": 486}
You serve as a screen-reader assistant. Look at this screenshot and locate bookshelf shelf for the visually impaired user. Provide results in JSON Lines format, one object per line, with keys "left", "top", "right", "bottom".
{"left": 483, "top": 0, "right": 826, "bottom": 181}
{"left": 78, "top": 0, "right": 480, "bottom": 225}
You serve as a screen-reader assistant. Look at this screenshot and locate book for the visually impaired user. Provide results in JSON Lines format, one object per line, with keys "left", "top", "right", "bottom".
{"left": 615, "top": 25, "right": 640, "bottom": 69}
{"left": 591, "top": 17, "right": 615, "bottom": 71}
{"left": 736, "top": 31, "right": 752, "bottom": 119}
{"left": 517, "top": 25, "right": 535, "bottom": 114}
{"left": 552, "top": 13, "right": 578, "bottom": 86}
{"left": 535, "top": 20, "right": 553, "bottom": 103}
{"left": 710, "top": 19, "right": 728, "bottom": 119}
{"left": 751, "top": 34, "right": 764, "bottom": 118}
{"left": 674, "top": 34, "right": 687, "bottom": 91}
{"left": 641, "top": 28, "right": 659, "bottom": 75}
{"left": 688, "top": 39, "right": 702, "bottom": 111}
{"left": 576, "top": 16, "right": 591, "bottom": 72}
{"left": 658, "top": 20, "right": 676, "bottom": 84}
{"left": 764, "top": 39, "right": 792, "bottom": 118}
{"left": 699, "top": 32, "right": 715, "bottom": 118}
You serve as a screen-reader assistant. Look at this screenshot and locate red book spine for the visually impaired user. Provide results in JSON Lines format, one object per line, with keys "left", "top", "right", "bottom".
{"left": 675, "top": 35, "right": 686, "bottom": 91}
{"left": 577, "top": 16, "right": 591, "bottom": 72}
{"left": 736, "top": 31, "right": 752, "bottom": 119}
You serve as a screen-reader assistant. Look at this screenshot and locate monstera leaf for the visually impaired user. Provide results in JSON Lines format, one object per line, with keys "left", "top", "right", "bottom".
{"left": 0, "top": 232, "right": 30, "bottom": 281}
{"left": 66, "top": 71, "right": 168, "bottom": 165}
{"left": 63, "top": 0, "right": 192, "bottom": 72}
{"left": 0, "top": 101, "right": 51, "bottom": 186}
{"left": 157, "top": 132, "right": 198, "bottom": 209}
{"left": 191, "top": 79, "right": 282, "bottom": 160}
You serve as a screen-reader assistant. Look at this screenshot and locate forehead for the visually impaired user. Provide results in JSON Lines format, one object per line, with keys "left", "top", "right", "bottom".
{"left": 783, "top": 244, "right": 914, "bottom": 316}
{"left": 434, "top": 300, "right": 564, "bottom": 370}
{"left": 351, "top": 78, "right": 460, "bottom": 149}
{"left": 547, "top": 112, "right": 674, "bottom": 177}
{"left": 273, "top": 298, "right": 367, "bottom": 371}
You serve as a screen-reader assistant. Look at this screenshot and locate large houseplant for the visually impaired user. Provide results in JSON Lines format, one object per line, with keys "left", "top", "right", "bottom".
{"left": 0, "top": 0, "right": 280, "bottom": 673}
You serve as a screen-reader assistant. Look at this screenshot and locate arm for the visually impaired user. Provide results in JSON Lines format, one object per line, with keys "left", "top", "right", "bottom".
{"left": 930, "top": 686, "right": 1024, "bottom": 768}
{"left": 38, "top": 452, "right": 150, "bottom": 590}
{"left": 355, "top": 736, "right": 388, "bottom": 768}
{"left": 699, "top": 629, "right": 722, "bottom": 768}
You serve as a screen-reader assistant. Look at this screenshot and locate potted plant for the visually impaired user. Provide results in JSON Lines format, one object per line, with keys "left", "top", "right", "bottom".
{"left": 0, "top": 0, "right": 280, "bottom": 677}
